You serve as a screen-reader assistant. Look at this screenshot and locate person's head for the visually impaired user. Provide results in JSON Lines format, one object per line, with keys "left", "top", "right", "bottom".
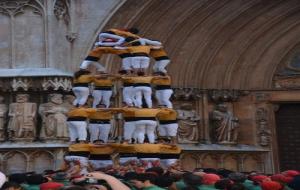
{"left": 214, "top": 179, "right": 233, "bottom": 190}
{"left": 154, "top": 175, "right": 174, "bottom": 188}
{"left": 40, "top": 182, "right": 64, "bottom": 190}
{"left": 202, "top": 173, "right": 220, "bottom": 185}
{"left": 49, "top": 94, "right": 63, "bottom": 104}
{"left": 1, "top": 182, "right": 22, "bottom": 190}
{"left": 146, "top": 167, "right": 164, "bottom": 176}
{"left": 8, "top": 173, "right": 26, "bottom": 184}
{"left": 128, "top": 28, "right": 139, "bottom": 34}
{"left": 228, "top": 172, "right": 247, "bottom": 183}
{"left": 229, "top": 183, "right": 246, "bottom": 190}
{"left": 132, "top": 173, "right": 158, "bottom": 188}
{"left": 26, "top": 174, "right": 48, "bottom": 185}
{"left": 182, "top": 172, "right": 202, "bottom": 190}
{"left": 16, "top": 94, "right": 29, "bottom": 103}
{"left": 260, "top": 181, "right": 282, "bottom": 190}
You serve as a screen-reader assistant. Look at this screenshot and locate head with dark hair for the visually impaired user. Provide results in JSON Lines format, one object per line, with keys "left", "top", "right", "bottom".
{"left": 182, "top": 172, "right": 202, "bottom": 190}
{"left": 288, "top": 175, "right": 300, "bottom": 190}
{"left": 1, "top": 182, "right": 22, "bottom": 190}
{"left": 8, "top": 173, "right": 26, "bottom": 184}
{"left": 228, "top": 172, "right": 247, "bottom": 183}
{"left": 128, "top": 28, "right": 139, "bottom": 34}
{"left": 26, "top": 174, "right": 47, "bottom": 185}
{"left": 146, "top": 167, "right": 164, "bottom": 176}
{"left": 202, "top": 168, "right": 218, "bottom": 174}
{"left": 155, "top": 175, "right": 174, "bottom": 188}
{"left": 214, "top": 179, "right": 233, "bottom": 190}
{"left": 229, "top": 183, "right": 246, "bottom": 190}
{"left": 60, "top": 185, "right": 87, "bottom": 190}
{"left": 217, "top": 168, "right": 234, "bottom": 178}
{"left": 74, "top": 69, "right": 91, "bottom": 79}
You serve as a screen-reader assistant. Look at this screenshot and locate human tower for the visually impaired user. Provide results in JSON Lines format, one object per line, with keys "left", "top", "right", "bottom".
{"left": 63, "top": 28, "right": 181, "bottom": 177}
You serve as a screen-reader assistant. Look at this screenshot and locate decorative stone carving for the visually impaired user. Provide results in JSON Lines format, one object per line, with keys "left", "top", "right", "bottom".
{"left": 255, "top": 92, "right": 270, "bottom": 102}
{"left": 8, "top": 94, "right": 37, "bottom": 140}
{"left": 0, "top": 95, "right": 7, "bottom": 141}
{"left": 42, "top": 77, "right": 72, "bottom": 91}
{"left": 66, "top": 32, "right": 77, "bottom": 43}
{"left": 256, "top": 107, "right": 271, "bottom": 146}
{"left": 210, "top": 103, "right": 239, "bottom": 144}
{"left": 0, "top": 0, "right": 43, "bottom": 16}
{"left": 53, "top": 0, "right": 70, "bottom": 25}
{"left": 208, "top": 90, "right": 243, "bottom": 103}
{"left": 176, "top": 103, "right": 201, "bottom": 143}
{"left": 39, "top": 93, "right": 69, "bottom": 140}
{"left": 173, "top": 88, "right": 202, "bottom": 100}
{"left": 273, "top": 76, "right": 300, "bottom": 89}
{"left": 62, "top": 95, "right": 75, "bottom": 111}
{"left": 11, "top": 78, "right": 32, "bottom": 91}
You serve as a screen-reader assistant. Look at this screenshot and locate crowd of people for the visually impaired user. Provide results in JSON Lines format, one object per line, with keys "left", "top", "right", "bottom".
{"left": 1, "top": 167, "right": 300, "bottom": 190}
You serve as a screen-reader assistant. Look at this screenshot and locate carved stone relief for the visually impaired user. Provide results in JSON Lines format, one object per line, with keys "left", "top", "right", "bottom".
{"left": 256, "top": 107, "right": 271, "bottom": 146}
{"left": 53, "top": 0, "right": 70, "bottom": 25}
{"left": 11, "top": 78, "right": 32, "bottom": 91}
{"left": 0, "top": 96, "right": 8, "bottom": 141}
{"left": 42, "top": 77, "right": 72, "bottom": 91}
{"left": 208, "top": 90, "right": 245, "bottom": 103}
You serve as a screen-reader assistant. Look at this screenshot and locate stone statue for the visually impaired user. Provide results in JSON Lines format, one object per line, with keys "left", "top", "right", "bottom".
{"left": 39, "top": 93, "right": 69, "bottom": 140}
{"left": 8, "top": 94, "right": 37, "bottom": 140}
{"left": 176, "top": 103, "right": 201, "bottom": 142}
{"left": 62, "top": 95, "right": 75, "bottom": 111}
{"left": 211, "top": 103, "right": 239, "bottom": 144}
{"left": 0, "top": 95, "right": 7, "bottom": 141}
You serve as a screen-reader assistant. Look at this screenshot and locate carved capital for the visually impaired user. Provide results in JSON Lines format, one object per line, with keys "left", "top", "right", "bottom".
{"left": 11, "top": 78, "right": 32, "bottom": 91}
{"left": 172, "top": 88, "right": 203, "bottom": 100}
{"left": 208, "top": 89, "right": 244, "bottom": 103}
{"left": 54, "top": 0, "right": 70, "bottom": 25}
{"left": 256, "top": 107, "right": 271, "bottom": 146}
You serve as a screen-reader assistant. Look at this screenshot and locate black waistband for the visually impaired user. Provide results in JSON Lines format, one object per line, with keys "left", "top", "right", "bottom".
{"left": 124, "top": 117, "right": 137, "bottom": 122}
{"left": 85, "top": 56, "right": 99, "bottom": 62}
{"left": 89, "top": 154, "right": 112, "bottom": 160}
{"left": 133, "top": 83, "right": 151, "bottom": 87}
{"left": 155, "top": 56, "right": 169, "bottom": 61}
{"left": 123, "top": 83, "right": 134, "bottom": 87}
{"left": 119, "top": 53, "right": 132, "bottom": 58}
{"left": 155, "top": 85, "right": 171, "bottom": 90}
{"left": 132, "top": 53, "right": 149, "bottom": 57}
{"left": 94, "top": 86, "right": 112, "bottom": 90}
{"left": 137, "top": 153, "right": 160, "bottom": 158}
{"left": 68, "top": 151, "right": 90, "bottom": 157}
{"left": 160, "top": 154, "right": 180, "bottom": 159}
{"left": 136, "top": 117, "right": 156, "bottom": 121}
{"left": 73, "top": 83, "right": 89, "bottom": 87}
{"left": 89, "top": 119, "right": 110, "bottom": 124}
{"left": 119, "top": 153, "right": 137, "bottom": 158}
{"left": 159, "top": 120, "right": 177, "bottom": 124}
{"left": 67, "top": 117, "right": 87, "bottom": 121}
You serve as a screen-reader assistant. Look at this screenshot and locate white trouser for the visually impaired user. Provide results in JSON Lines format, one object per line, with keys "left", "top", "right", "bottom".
{"left": 67, "top": 121, "right": 87, "bottom": 141}
{"left": 131, "top": 56, "right": 150, "bottom": 69}
{"left": 88, "top": 123, "right": 111, "bottom": 143}
{"left": 158, "top": 123, "right": 178, "bottom": 137}
{"left": 135, "top": 120, "right": 157, "bottom": 143}
{"left": 153, "top": 59, "right": 170, "bottom": 73}
{"left": 121, "top": 57, "right": 133, "bottom": 71}
{"left": 155, "top": 89, "right": 173, "bottom": 108}
{"left": 160, "top": 159, "right": 178, "bottom": 168}
{"left": 134, "top": 86, "right": 152, "bottom": 108}
{"left": 123, "top": 86, "right": 135, "bottom": 106}
{"left": 72, "top": 87, "right": 90, "bottom": 106}
{"left": 92, "top": 90, "right": 112, "bottom": 108}
{"left": 123, "top": 121, "right": 136, "bottom": 141}
{"left": 89, "top": 160, "right": 113, "bottom": 169}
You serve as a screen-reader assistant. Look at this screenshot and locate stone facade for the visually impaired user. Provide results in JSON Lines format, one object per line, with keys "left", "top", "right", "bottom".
{"left": 1, "top": 0, "right": 300, "bottom": 173}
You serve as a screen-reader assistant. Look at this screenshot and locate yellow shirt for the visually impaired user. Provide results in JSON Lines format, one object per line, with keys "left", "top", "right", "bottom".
{"left": 89, "top": 144, "right": 115, "bottom": 155}
{"left": 73, "top": 74, "right": 93, "bottom": 84}
{"left": 135, "top": 144, "right": 161, "bottom": 154}
{"left": 93, "top": 77, "right": 114, "bottom": 87}
{"left": 69, "top": 143, "right": 90, "bottom": 152}
{"left": 88, "top": 109, "right": 117, "bottom": 120}
{"left": 160, "top": 144, "right": 182, "bottom": 154}
{"left": 157, "top": 108, "right": 177, "bottom": 121}
{"left": 152, "top": 76, "right": 171, "bottom": 86}
{"left": 122, "top": 76, "right": 154, "bottom": 84}
{"left": 119, "top": 107, "right": 137, "bottom": 118}
{"left": 109, "top": 29, "right": 140, "bottom": 38}
{"left": 150, "top": 48, "right": 168, "bottom": 58}
{"left": 112, "top": 143, "right": 136, "bottom": 154}
{"left": 88, "top": 47, "right": 112, "bottom": 58}
{"left": 134, "top": 108, "right": 161, "bottom": 118}
{"left": 67, "top": 108, "right": 96, "bottom": 118}
{"left": 127, "top": 46, "right": 151, "bottom": 54}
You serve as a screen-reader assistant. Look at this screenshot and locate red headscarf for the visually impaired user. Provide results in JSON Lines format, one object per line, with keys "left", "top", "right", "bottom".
{"left": 202, "top": 173, "right": 221, "bottom": 185}
{"left": 261, "top": 181, "right": 282, "bottom": 190}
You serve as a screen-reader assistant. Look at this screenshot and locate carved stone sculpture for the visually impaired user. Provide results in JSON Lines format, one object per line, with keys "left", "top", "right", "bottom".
{"left": 0, "top": 95, "right": 7, "bottom": 141}
{"left": 39, "top": 93, "right": 69, "bottom": 140}
{"left": 210, "top": 103, "right": 239, "bottom": 144}
{"left": 8, "top": 94, "right": 37, "bottom": 140}
{"left": 176, "top": 103, "right": 201, "bottom": 142}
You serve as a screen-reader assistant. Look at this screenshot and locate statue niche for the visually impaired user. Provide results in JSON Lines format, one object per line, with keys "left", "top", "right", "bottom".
{"left": 8, "top": 94, "right": 37, "bottom": 141}
{"left": 176, "top": 103, "right": 201, "bottom": 143}
{"left": 210, "top": 103, "right": 239, "bottom": 144}
{"left": 0, "top": 95, "right": 8, "bottom": 141}
{"left": 39, "top": 93, "right": 69, "bottom": 140}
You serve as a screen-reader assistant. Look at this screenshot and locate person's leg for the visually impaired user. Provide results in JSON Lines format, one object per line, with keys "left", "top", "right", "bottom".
{"left": 142, "top": 87, "right": 152, "bottom": 108}
{"left": 99, "top": 123, "right": 111, "bottom": 143}
{"left": 123, "top": 86, "right": 134, "bottom": 106}
{"left": 135, "top": 121, "right": 146, "bottom": 143}
{"left": 92, "top": 90, "right": 102, "bottom": 108}
{"left": 167, "top": 123, "right": 179, "bottom": 144}
{"left": 121, "top": 57, "right": 132, "bottom": 72}
{"left": 158, "top": 124, "right": 167, "bottom": 137}
{"left": 78, "top": 87, "right": 90, "bottom": 106}
{"left": 155, "top": 90, "right": 164, "bottom": 106}
{"left": 157, "top": 59, "right": 170, "bottom": 73}
{"left": 88, "top": 123, "right": 100, "bottom": 142}
{"left": 123, "top": 121, "right": 136, "bottom": 142}
{"left": 134, "top": 87, "right": 143, "bottom": 108}
{"left": 67, "top": 121, "right": 77, "bottom": 143}
{"left": 102, "top": 90, "right": 113, "bottom": 108}
{"left": 76, "top": 121, "right": 87, "bottom": 142}
{"left": 161, "top": 89, "right": 173, "bottom": 108}
{"left": 145, "top": 120, "right": 157, "bottom": 143}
